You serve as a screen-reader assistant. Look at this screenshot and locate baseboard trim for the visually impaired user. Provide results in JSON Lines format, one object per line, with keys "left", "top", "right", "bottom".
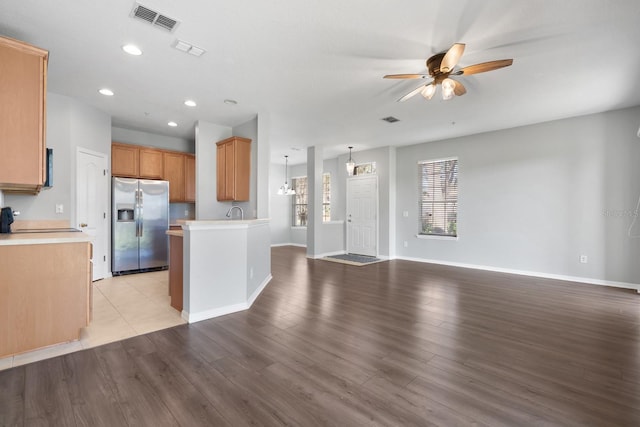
{"left": 394, "top": 256, "right": 640, "bottom": 291}
{"left": 183, "top": 303, "right": 248, "bottom": 323}
{"left": 247, "top": 274, "right": 272, "bottom": 307}
{"left": 271, "top": 243, "right": 306, "bottom": 248}
{"left": 182, "top": 274, "right": 273, "bottom": 324}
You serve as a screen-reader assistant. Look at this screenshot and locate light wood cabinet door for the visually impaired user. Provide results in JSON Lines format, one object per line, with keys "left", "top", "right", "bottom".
{"left": 139, "top": 148, "right": 164, "bottom": 179}
{"left": 0, "top": 36, "right": 48, "bottom": 193}
{"left": 216, "top": 136, "right": 251, "bottom": 201}
{"left": 185, "top": 154, "right": 196, "bottom": 202}
{"left": 216, "top": 143, "right": 227, "bottom": 200}
{"left": 163, "top": 152, "right": 185, "bottom": 202}
{"left": 111, "top": 143, "right": 139, "bottom": 177}
{"left": 0, "top": 241, "right": 91, "bottom": 357}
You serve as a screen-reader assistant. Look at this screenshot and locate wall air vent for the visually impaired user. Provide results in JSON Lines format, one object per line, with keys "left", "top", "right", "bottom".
{"left": 382, "top": 116, "right": 400, "bottom": 123}
{"left": 130, "top": 3, "right": 180, "bottom": 32}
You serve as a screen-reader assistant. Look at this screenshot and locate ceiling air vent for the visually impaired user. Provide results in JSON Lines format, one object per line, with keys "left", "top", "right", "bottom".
{"left": 130, "top": 3, "right": 180, "bottom": 32}
{"left": 382, "top": 116, "right": 400, "bottom": 123}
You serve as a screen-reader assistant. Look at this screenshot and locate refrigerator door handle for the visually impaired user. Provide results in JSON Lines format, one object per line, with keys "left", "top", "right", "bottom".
{"left": 135, "top": 189, "right": 141, "bottom": 237}
{"left": 139, "top": 207, "right": 143, "bottom": 236}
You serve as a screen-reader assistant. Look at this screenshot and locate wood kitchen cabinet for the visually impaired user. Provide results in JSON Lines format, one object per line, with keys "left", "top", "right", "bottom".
{"left": 139, "top": 148, "right": 164, "bottom": 179}
{"left": 0, "top": 240, "right": 92, "bottom": 357}
{"left": 168, "top": 233, "right": 183, "bottom": 312}
{"left": 111, "top": 142, "right": 196, "bottom": 202}
{"left": 216, "top": 136, "right": 251, "bottom": 201}
{"left": 185, "top": 154, "right": 196, "bottom": 202}
{"left": 0, "top": 36, "right": 48, "bottom": 194}
{"left": 163, "top": 151, "right": 186, "bottom": 202}
{"left": 111, "top": 142, "right": 139, "bottom": 177}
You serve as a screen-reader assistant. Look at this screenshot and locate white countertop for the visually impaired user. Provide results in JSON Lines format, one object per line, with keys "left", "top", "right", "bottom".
{"left": 0, "top": 231, "right": 94, "bottom": 246}
{"left": 178, "top": 218, "right": 270, "bottom": 230}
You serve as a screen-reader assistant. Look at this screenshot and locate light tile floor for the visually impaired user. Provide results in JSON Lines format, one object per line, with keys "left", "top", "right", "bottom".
{"left": 0, "top": 270, "right": 185, "bottom": 371}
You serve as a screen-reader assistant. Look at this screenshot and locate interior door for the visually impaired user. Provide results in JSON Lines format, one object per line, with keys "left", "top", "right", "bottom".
{"left": 76, "top": 148, "right": 108, "bottom": 280}
{"left": 346, "top": 175, "right": 378, "bottom": 256}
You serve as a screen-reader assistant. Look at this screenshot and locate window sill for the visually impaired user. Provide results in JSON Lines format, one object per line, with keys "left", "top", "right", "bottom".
{"left": 415, "top": 234, "right": 458, "bottom": 241}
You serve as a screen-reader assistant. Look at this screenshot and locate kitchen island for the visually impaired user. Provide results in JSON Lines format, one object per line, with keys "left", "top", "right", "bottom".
{"left": 0, "top": 230, "right": 93, "bottom": 357}
{"left": 170, "top": 219, "right": 271, "bottom": 323}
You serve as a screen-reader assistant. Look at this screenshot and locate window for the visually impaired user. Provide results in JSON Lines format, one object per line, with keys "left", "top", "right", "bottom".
{"left": 292, "top": 177, "right": 307, "bottom": 226}
{"left": 418, "top": 158, "right": 458, "bottom": 237}
{"left": 292, "top": 173, "right": 331, "bottom": 226}
{"left": 322, "top": 173, "right": 331, "bottom": 222}
{"left": 354, "top": 162, "right": 376, "bottom": 175}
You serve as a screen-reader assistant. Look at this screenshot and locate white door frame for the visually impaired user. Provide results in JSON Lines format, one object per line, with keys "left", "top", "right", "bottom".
{"left": 346, "top": 174, "right": 379, "bottom": 256}
{"left": 75, "top": 147, "right": 109, "bottom": 281}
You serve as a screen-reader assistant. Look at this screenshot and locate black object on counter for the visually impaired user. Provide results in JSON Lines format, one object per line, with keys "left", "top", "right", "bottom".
{"left": 0, "top": 207, "right": 14, "bottom": 233}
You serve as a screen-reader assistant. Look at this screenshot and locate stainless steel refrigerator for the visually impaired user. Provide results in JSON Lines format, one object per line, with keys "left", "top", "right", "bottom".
{"left": 112, "top": 177, "right": 169, "bottom": 274}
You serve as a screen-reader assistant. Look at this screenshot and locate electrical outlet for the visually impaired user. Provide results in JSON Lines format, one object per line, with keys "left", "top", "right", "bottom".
{"left": 184, "top": 209, "right": 189, "bottom": 216}
{"left": 403, "top": 211, "right": 409, "bottom": 218}
{"left": 579, "top": 255, "right": 588, "bottom": 264}
{"left": 55, "top": 204, "right": 63, "bottom": 214}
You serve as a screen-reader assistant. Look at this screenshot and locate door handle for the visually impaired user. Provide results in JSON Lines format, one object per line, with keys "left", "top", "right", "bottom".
{"left": 79, "top": 223, "right": 88, "bottom": 228}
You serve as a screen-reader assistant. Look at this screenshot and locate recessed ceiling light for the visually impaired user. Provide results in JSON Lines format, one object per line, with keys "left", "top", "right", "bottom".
{"left": 184, "top": 100, "right": 197, "bottom": 107}
{"left": 99, "top": 88, "right": 114, "bottom": 96}
{"left": 168, "top": 121, "right": 178, "bottom": 127}
{"left": 224, "top": 99, "right": 238, "bottom": 105}
{"left": 122, "top": 44, "right": 143, "bottom": 56}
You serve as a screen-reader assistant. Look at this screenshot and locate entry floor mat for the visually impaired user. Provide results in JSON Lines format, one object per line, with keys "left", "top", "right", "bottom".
{"left": 323, "top": 253, "right": 385, "bottom": 266}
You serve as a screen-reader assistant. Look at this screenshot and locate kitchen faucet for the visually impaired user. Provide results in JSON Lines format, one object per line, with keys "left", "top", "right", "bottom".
{"left": 226, "top": 205, "right": 244, "bottom": 220}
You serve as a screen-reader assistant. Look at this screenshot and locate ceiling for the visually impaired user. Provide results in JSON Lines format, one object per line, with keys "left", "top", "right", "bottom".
{"left": 2, "top": 0, "right": 639, "bottom": 164}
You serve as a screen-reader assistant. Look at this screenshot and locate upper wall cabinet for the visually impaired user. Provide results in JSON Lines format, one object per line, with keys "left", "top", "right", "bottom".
{"left": 0, "top": 36, "right": 48, "bottom": 194}
{"left": 111, "top": 143, "right": 139, "bottom": 177}
{"left": 216, "top": 136, "right": 251, "bottom": 202}
{"left": 163, "top": 151, "right": 186, "bottom": 202}
{"left": 185, "top": 154, "right": 196, "bottom": 203}
{"left": 112, "top": 143, "right": 164, "bottom": 179}
{"left": 111, "top": 142, "right": 195, "bottom": 203}
{"left": 139, "top": 148, "right": 164, "bottom": 179}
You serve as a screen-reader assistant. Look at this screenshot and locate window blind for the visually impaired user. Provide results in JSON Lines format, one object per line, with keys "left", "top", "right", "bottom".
{"left": 418, "top": 158, "right": 458, "bottom": 237}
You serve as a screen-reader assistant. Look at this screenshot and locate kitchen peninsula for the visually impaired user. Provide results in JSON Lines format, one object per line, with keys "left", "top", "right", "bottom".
{"left": 169, "top": 218, "right": 271, "bottom": 323}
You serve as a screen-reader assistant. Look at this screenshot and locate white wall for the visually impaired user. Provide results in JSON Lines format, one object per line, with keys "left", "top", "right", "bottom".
{"left": 395, "top": 106, "right": 640, "bottom": 286}
{"left": 194, "top": 120, "right": 232, "bottom": 219}
{"left": 269, "top": 161, "right": 291, "bottom": 245}
{"left": 274, "top": 158, "right": 345, "bottom": 252}
{"left": 232, "top": 117, "right": 258, "bottom": 218}
{"left": 5, "top": 93, "right": 111, "bottom": 225}
{"left": 111, "top": 127, "right": 194, "bottom": 153}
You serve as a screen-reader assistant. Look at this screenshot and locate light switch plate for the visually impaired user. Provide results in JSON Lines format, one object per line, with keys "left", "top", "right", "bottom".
{"left": 55, "top": 204, "right": 64, "bottom": 214}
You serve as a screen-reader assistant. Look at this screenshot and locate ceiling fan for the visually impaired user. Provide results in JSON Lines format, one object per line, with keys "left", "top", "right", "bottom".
{"left": 384, "top": 43, "right": 513, "bottom": 102}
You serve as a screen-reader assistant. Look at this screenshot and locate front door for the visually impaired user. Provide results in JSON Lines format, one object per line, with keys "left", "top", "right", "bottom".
{"left": 346, "top": 175, "right": 378, "bottom": 256}
{"left": 76, "top": 148, "right": 108, "bottom": 281}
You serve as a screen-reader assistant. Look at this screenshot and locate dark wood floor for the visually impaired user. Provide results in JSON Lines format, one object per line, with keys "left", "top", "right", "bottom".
{"left": 3, "top": 246, "right": 640, "bottom": 426}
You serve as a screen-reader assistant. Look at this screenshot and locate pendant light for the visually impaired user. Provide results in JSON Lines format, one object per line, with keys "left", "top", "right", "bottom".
{"left": 346, "top": 146, "right": 356, "bottom": 176}
{"left": 277, "top": 155, "right": 295, "bottom": 195}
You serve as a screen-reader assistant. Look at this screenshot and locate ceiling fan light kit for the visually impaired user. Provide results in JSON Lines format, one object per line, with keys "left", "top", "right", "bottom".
{"left": 384, "top": 43, "right": 513, "bottom": 102}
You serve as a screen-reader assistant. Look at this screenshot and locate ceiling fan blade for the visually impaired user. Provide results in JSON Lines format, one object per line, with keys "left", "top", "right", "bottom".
{"left": 452, "top": 79, "right": 466, "bottom": 96}
{"left": 440, "top": 43, "right": 465, "bottom": 73}
{"left": 397, "top": 83, "right": 430, "bottom": 102}
{"left": 458, "top": 59, "right": 513, "bottom": 76}
{"left": 383, "top": 74, "right": 429, "bottom": 79}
